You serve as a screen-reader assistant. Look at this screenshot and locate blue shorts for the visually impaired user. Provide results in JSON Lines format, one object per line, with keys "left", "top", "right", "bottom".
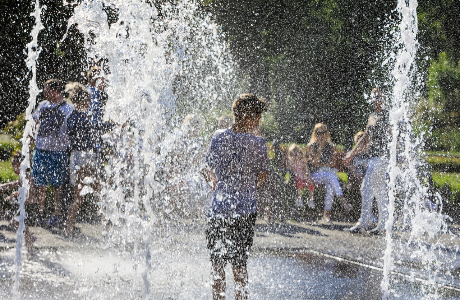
{"left": 32, "top": 149, "right": 68, "bottom": 187}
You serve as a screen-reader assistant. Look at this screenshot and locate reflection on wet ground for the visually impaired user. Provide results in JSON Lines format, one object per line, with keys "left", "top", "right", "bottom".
{"left": 2, "top": 220, "right": 460, "bottom": 299}
{"left": 255, "top": 223, "right": 326, "bottom": 238}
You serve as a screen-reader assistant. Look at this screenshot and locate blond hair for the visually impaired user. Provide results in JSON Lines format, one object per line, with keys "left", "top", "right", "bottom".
{"left": 309, "top": 123, "right": 332, "bottom": 145}
{"left": 87, "top": 66, "right": 101, "bottom": 83}
{"left": 69, "top": 83, "right": 90, "bottom": 105}
{"left": 354, "top": 131, "right": 365, "bottom": 144}
{"left": 288, "top": 144, "right": 304, "bottom": 161}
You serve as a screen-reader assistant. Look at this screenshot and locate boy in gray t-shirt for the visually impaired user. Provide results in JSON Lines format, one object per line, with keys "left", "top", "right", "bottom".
{"left": 32, "top": 79, "right": 73, "bottom": 227}
{"left": 205, "top": 94, "right": 268, "bottom": 300}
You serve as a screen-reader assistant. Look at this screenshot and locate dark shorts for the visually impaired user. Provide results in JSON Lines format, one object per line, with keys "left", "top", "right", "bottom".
{"left": 32, "top": 149, "right": 68, "bottom": 187}
{"left": 206, "top": 213, "right": 256, "bottom": 268}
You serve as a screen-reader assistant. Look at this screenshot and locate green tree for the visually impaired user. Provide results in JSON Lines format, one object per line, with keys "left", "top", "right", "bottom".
{"left": 416, "top": 52, "right": 460, "bottom": 151}
{"left": 205, "top": 0, "right": 397, "bottom": 145}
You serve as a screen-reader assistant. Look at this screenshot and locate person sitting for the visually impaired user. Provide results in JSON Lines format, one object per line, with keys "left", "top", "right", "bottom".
{"left": 65, "top": 84, "right": 114, "bottom": 237}
{"left": 32, "top": 79, "right": 74, "bottom": 228}
{"left": 288, "top": 144, "right": 314, "bottom": 209}
{"left": 307, "top": 123, "right": 352, "bottom": 223}
{"left": 0, "top": 152, "right": 37, "bottom": 255}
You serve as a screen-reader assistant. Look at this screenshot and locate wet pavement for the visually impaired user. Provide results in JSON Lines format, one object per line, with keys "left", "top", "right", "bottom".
{"left": 1, "top": 219, "right": 460, "bottom": 299}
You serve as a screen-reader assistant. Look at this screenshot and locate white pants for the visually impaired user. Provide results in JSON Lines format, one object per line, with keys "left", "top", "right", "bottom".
{"left": 69, "top": 150, "right": 98, "bottom": 186}
{"left": 311, "top": 171, "right": 343, "bottom": 210}
{"left": 359, "top": 157, "right": 389, "bottom": 227}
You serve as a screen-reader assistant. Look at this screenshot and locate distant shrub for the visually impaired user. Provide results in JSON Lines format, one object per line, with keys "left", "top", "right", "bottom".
{"left": 426, "top": 128, "right": 460, "bottom": 152}
{"left": 2, "top": 113, "right": 26, "bottom": 141}
{"left": 0, "top": 142, "right": 17, "bottom": 161}
{"left": 0, "top": 161, "right": 18, "bottom": 183}
{"left": 424, "top": 154, "right": 460, "bottom": 172}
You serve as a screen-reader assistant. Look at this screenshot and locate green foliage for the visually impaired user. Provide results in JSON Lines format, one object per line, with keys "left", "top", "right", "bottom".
{"left": 424, "top": 150, "right": 460, "bottom": 157}
{"left": 427, "top": 53, "right": 460, "bottom": 123}
{"left": 432, "top": 172, "right": 460, "bottom": 194}
{"left": 424, "top": 153, "right": 460, "bottom": 173}
{"left": 418, "top": 1, "right": 460, "bottom": 63}
{"left": 2, "top": 113, "right": 26, "bottom": 141}
{"left": 415, "top": 53, "right": 460, "bottom": 151}
{"left": 0, "top": 161, "right": 18, "bottom": 183}
{"left": 426, "top": 128, "right": 460, "bottom": 153}
{"left": 0, "top": 142, "right": 18, "bottom": 161}
{"left": 337, "top": 172, "right": 348, "bottom": 184}
{"left": 431, "top": 172, "right": 460, "bottom": 205}
{"left": 206, "top": 0, "right": 396, "bottom": 145}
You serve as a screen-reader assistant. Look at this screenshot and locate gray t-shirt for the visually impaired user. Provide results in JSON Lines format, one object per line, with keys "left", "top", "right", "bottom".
{"left": 206, "top": 129, "right": 268, "bottom": 218}
{"left": 33, "top": 100, "right": 74, "bottom": 151}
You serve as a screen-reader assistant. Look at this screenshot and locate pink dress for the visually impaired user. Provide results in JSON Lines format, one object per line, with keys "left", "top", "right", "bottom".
{"left": 290, "top": 160, "right": 314, "bottom": 192}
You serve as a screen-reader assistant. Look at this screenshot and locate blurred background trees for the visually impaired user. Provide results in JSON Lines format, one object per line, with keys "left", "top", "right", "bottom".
{"left": 0, "top": 0, "right": 460, "bottom": 150}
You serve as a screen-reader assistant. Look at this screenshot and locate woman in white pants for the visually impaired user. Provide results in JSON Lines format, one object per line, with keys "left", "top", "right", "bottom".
{"left": 344, "top": 87, "right": 390, "bottom": 233}
{"left": 307, "top": 123, "right": 352, "bottom": 223}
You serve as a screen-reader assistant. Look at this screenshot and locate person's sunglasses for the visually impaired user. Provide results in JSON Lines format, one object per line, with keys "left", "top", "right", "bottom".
{"left": 316, "top": 130, "right": 327, "bottom": 135}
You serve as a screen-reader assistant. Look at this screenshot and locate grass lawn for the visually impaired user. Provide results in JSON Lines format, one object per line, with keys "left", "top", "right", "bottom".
{"left": 431, "top": 172, "right": 460, "bottom": 194}
{"left": 424, "top": 155, "right": 460, "bottom": 165}
{"left": 0, "top": 160, "right": 18, "bottom": 183}
{"left": 424, "top": 150, "right": 460, "bottom": 158}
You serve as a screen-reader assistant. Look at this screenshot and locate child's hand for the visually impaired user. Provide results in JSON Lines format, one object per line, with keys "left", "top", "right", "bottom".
{"left": 5, "top": 191, "right": 19, "bottom": 202}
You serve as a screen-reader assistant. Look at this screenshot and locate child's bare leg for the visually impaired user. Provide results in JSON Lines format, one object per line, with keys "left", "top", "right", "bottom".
{"left": 11, "top": 220, "right": 35, "bottom": 253}
{"left": 37, "top": 186, "right": 47, "bottom": 213}
{"left": 54, "top": 185, "right": 63, "bottom": 216}
{"left": 296, "top": 188, "right": 306, "bottom": 208}
{"left": 212, "top": 262, "right": 226, "bottom": 300}
{"left": 232, "top": 266, "right": 248, "bottom": 300}
{"left": 66, "top": 184, "right": 84, "bottom": 236}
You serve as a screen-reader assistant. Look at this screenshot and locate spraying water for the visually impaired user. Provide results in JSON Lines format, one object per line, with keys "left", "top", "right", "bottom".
{"left": 11, "top": 0, "right": 459, "bottom": 298}
{"left": 382, "top": 0, "right": 449, "bottom": 298}
{"left": 13, "top": 0, "right": 43, "bottom": 296}
{"left": 12, "top": 0, "right": 236, "bottom": 296}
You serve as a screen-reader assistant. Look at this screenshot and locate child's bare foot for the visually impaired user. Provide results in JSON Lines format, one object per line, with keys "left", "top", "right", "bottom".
{"left": 307, "top": 198, "right": 315, "bottom": 209}
{"left": 322, "top": 210, "right": 332, "bottom": 223}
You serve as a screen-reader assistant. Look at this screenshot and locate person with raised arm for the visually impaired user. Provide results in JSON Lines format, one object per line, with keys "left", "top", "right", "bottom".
{"left": 205, "top": 94, "right": 268, "bottom": 300}
{"left": 64, "top": 84, "right": 116, "bottom": 237}
{"left": 344, "top": 87, "right": 390, "bottom": 234}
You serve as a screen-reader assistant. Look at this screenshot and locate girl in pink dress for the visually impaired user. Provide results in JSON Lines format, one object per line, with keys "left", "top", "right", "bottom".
{"left": 288, "top": 144, "right": 314, "bottom": 208}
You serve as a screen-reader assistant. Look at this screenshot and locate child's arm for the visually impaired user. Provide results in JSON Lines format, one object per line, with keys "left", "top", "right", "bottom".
{"left": 4, "top": 191, "right": 19, "bottom": 202}
{"left": 256, "top": 171, "right": 268, "bottom": 189}
{"left": 344, "top": 131, "right": 370, "bottom": 166}
{"left": 201, "top": 167, "right": 217, "bottom": 190}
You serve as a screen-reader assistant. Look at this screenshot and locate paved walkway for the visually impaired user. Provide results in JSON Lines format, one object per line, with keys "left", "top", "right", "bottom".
{"left": 1, "top": 218, "right": 460, "bottom": 299}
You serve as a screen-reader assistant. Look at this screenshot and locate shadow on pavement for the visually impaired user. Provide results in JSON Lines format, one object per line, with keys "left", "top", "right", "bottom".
{"left": 255, "top": 223, "right": 326, "bottom": 238}
{"left": 312, "top": 223, "right": 352, "bottom": 232}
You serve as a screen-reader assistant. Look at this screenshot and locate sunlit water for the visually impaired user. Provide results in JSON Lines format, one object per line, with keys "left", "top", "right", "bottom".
{"left": 3, "top": 230, "right": 460, "bottom": 299}
{"left": 8, "top": 0, "right": 459, "bottom": 299}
